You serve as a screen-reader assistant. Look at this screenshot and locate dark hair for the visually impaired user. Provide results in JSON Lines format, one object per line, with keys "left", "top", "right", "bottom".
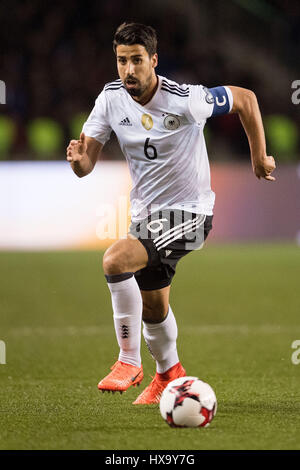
{"left": 113, "top": 22, "right": 157, "bottom": 56}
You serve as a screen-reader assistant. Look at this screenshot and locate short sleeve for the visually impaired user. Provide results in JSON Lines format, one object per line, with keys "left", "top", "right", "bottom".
{"left": 82, "top": 91, "right": 112, "bottom": 144}
{"left": 189, "top": 85, "right": 233, "bottom": 122}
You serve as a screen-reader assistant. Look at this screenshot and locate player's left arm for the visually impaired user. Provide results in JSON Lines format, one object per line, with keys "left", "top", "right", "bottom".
{"left": 228, "top": 86, "right": 276, "bottom": 181}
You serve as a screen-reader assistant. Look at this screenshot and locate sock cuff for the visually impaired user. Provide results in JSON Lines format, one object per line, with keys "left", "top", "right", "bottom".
{"left": 105, "top": 272, "right": 134, "bottom": 283}
{"left": 143, "top": 306, "right": 172, "bottom": 329}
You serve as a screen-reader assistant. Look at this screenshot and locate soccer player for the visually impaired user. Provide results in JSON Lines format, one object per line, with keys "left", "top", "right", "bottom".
{"left": 66, "top": 23, "right": 276, "bottom": 404}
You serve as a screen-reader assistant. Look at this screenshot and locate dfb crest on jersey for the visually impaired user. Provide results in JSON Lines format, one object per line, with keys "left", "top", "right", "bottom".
{"left": 203, "top": 87, "right": 214, "bottom": 104}
{"left": 163, "top": 114, "right": 180, "bottom": 130}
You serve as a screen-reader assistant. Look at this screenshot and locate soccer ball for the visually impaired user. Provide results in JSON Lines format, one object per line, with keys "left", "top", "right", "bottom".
{"left": 159, "top": 376, "right": 217, "bottom": 428}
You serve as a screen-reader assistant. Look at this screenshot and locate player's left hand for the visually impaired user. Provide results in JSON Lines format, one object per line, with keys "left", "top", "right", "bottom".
{"left": 254, "top": 156, "right": 276, "bottom": 181}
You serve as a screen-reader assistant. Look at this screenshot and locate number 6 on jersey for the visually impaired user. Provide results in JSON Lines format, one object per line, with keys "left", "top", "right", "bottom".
{"left": 144, "top": 138, "right": 158, "bottom": 160}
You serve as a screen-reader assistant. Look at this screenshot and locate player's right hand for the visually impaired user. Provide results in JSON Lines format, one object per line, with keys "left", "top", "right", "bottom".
{"left": 254, "top": 155, "right": 276, "bottom": 181}
{"left": 66, "top": 132, "right": 87, "bottom": 162}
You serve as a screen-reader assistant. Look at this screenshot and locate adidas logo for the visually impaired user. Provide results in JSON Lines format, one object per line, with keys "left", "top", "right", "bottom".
{"left": 119, "top": 117, "right": 132, "bottom": 126}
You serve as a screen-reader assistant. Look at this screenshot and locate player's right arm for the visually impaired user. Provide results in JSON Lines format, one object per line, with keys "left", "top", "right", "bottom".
{"left": 66, "top": 90, "right": 111, "bottom": 177}
{"left": 66, "top": 132, "right": 103, "bottom": 177}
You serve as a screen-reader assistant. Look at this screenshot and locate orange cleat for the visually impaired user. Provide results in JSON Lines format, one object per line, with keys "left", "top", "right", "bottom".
{"left": 98, "top": 361, "right": 143, "bottom": 393}
{"left": 133, "top": 362, "right": 186, "bottom": 405}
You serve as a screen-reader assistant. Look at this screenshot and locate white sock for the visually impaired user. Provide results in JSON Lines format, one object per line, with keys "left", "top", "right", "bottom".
{"left": 143, "top": 305, "right": 179, "bottom": 374}
{"left": 107, "top": 274, "right": 142, "bottom": 367}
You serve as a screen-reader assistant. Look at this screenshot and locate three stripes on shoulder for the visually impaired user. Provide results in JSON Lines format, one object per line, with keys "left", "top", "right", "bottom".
{"left": 104, "top": 79, "right": 190, "bottom": 97}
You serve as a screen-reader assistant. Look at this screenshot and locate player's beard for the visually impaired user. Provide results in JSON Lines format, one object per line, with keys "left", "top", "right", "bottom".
{"left": 124, "top": 74, "right": 151, "bottom": 98}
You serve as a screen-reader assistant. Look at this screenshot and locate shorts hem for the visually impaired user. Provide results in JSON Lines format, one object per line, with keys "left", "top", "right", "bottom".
{"left": 135, "top": 278, "right": 172, "bottom": 291}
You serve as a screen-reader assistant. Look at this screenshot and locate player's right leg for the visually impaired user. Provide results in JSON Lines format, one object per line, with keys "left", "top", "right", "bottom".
{"left": 97, "top": 238, "right": 148, "bottom": 393}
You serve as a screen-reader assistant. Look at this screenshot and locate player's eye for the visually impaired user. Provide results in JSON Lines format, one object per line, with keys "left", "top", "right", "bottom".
{"left": 118, "top": 58, "right": 126, "bottom": 65}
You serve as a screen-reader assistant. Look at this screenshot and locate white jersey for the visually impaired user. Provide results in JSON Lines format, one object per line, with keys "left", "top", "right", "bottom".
{"left": 82, "top": 75, "right": 233, "bottom": 222}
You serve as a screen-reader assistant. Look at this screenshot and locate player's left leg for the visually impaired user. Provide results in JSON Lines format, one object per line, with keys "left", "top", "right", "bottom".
{"left": 141, "top": 286, "right": 180, "bottom": 373}
{"left": 133, "top": 286, "right": 186, "bottom": 405}
{"left": 131, "top": 211, "right": 214, "bottom": 404}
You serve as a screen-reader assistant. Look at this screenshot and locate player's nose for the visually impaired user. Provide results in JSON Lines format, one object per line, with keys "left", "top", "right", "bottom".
{"left": 127, "top": 62, "right": 135, "bottom": 75}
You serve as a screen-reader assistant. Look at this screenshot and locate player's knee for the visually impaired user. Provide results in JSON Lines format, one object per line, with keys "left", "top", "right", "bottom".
{"left": 102, "top": 251, "right": 126, "bottom": 275}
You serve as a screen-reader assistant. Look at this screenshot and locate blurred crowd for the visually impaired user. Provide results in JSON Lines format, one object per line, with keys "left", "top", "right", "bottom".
{"left": 1, "top": 0, "right": 299, "bottom": 161}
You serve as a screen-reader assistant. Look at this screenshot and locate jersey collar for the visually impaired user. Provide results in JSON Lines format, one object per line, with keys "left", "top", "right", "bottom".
{"left": 128, "top": 75, "right": 162, "bottom": 111}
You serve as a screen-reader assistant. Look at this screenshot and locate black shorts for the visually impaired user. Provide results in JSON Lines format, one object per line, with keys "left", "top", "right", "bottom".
{"left": 129, "top": 209, "right": 213, "bottom": 291}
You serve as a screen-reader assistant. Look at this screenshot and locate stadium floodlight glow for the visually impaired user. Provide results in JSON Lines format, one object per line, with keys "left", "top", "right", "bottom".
{"left": 0, "top": 80, "right": 6, "bottom": 104}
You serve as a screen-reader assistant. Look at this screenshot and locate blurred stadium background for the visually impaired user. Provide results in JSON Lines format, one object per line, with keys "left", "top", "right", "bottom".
{"left": 0, "top": 0, "right": 299, "bottom": 249}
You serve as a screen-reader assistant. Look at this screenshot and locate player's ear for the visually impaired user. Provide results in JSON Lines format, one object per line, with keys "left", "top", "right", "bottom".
{"left": 151, "top": 53, "right": 158, "bottom": 69}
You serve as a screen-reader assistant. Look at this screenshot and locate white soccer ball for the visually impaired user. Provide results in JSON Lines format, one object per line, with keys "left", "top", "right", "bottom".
{"left": 159, "top": 376, "right": 217, "bottom": 428}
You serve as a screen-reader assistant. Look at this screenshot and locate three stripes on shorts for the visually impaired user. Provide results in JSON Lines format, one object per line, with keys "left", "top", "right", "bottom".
{"left": 153, "top": 215, "right": 206, "bottom": 251}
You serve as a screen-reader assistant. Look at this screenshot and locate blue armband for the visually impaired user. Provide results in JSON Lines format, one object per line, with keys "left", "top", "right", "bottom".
{"left": 207, "top": 86, "right": 230, "bottom": 116}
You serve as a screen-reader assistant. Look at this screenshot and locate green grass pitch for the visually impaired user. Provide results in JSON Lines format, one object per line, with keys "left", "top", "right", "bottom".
{"left": 0, "top": 243, "right": 299, "bottom": 450}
